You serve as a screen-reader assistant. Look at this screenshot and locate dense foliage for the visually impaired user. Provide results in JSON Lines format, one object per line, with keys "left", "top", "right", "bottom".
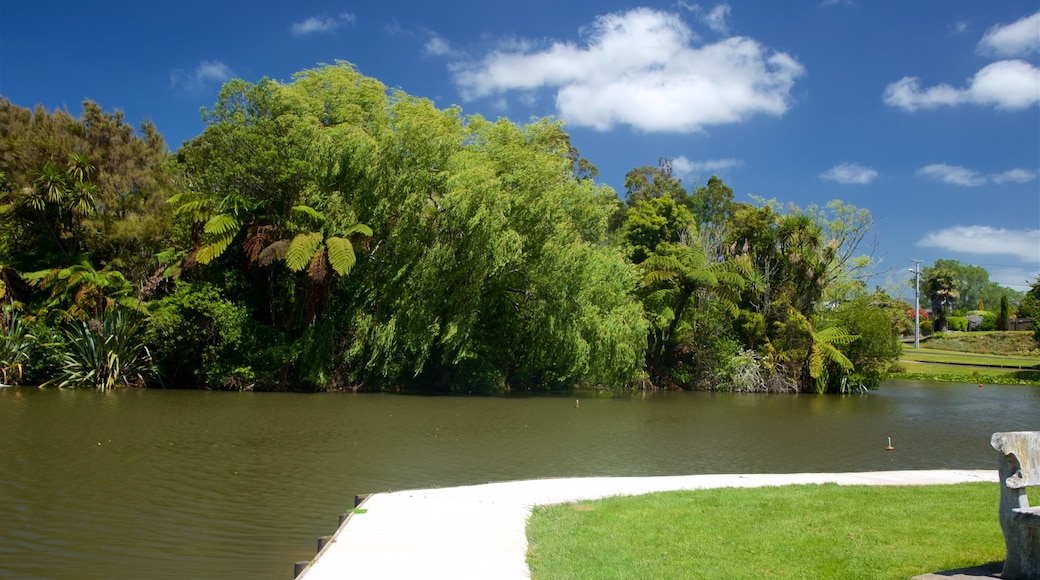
{"left": 4, "top": 61, "right": 1007, "bottom": 393}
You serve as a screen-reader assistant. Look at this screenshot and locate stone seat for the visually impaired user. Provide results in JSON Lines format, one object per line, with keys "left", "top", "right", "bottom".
{"left": 991, "top": 431, "right": 1040, "bottom": 580}
{"left": 1012, "top": 506, "right": 1040, "bottom": 527}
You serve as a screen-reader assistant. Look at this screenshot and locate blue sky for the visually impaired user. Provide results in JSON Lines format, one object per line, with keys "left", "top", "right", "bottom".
{"left": 2, "top": 1, "right": 1038, "bottom": 295}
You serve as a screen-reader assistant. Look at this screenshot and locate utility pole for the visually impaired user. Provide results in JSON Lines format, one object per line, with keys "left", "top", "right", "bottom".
{"left": 909, "top": 260, "right": 921, "bottom": 349}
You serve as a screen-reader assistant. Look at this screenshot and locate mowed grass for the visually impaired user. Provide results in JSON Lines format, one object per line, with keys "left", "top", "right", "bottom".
{"left": 526, "top": 483, "right": 1002, "bottom": 580}
{"left": 892, "top": 333, "right": 1040, "bottom": 385}
{"left": 900, "top": 346, "right": 1039, "bottom": 368}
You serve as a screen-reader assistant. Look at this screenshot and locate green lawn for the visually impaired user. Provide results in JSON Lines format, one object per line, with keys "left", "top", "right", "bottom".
{"left": 899, "top": 346, "right": 1039, "bottom": 368}
{"left": 891, "top": 334, "right": 1040, "bottom": 385}
{"left": 526, "top": 483, "right": 1003, "bottom": 580}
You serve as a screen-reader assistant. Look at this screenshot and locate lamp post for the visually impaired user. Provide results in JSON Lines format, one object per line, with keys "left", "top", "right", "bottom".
{"left": 909, "top": 261, "right": 921, "bottom": 349}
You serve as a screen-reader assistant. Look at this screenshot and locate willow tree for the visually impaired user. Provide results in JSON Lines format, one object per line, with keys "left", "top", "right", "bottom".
{"left": 340, "top": 102, "right": 647, "bottom": 392}
{"left": 172, "top": 62, "right": 645, "bottom": 391}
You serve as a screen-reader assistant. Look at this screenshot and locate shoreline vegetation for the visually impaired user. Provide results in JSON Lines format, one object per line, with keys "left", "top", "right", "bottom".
{"left": 525, "top": 482, "right": 1002, "bottom": 579}
{"left": 1, "top": 62, "right": 1037, "bottom": 394}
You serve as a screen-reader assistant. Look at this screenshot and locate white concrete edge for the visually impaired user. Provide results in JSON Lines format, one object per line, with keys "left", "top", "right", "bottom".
{"left": 296, "top": 470, "right": 999, "bottom": 579}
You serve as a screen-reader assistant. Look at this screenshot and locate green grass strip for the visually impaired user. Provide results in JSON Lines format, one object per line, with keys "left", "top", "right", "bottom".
{"left": 526, "top": 483, "right": 1002, "bottom": 580}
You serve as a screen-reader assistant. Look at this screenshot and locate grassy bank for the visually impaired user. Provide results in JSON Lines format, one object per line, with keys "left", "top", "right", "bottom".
{"left": 526, "top": 483, "right": 1001, "bottom": 579}
{"left": 888, "top": 331, "right": 1040, "bottom": 385}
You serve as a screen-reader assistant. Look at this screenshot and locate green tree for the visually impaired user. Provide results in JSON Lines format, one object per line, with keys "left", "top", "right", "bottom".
{"left": 640, "top": 233, "right": 748, "bottom": 367}
{"left": 997, "top": 294, "right": 1009, "bottom": 331}
{"left": 623, "top": 196, "right": 694, "bottom": 264}
{"left": 623, "top": 158, "right": 689, "bottom": 209}
{"left": 0, "top": 98, "right": 173, "bottom": 279}
{"left": 924, "top": 269, "right": 959, "bottom": 331}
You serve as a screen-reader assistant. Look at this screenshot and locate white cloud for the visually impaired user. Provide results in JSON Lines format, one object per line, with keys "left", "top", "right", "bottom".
{"left": 951, "top": 21, "right": 970, "bottom": 35}
{"left": 424, "top": 35, "right": 453, "bottom": 57}
{"left": 993, "top": 168, "right": 1039, "bottom": 184}
{"left": 917, "top": 164, "right": 1039, "bottom": 186}
{"left": 916, "top": 164, "right": 987, "bottom": 186}
{"left": 883, "top": 60, "right": 1040, "bottom": 111}
{"left": 450, "top": 8, "right": 804, "bottom": 133}
{"left": 680, "top": 3, "right": 732, "bottom": 34}
{"left": 918, "top": 226, "right": 1040, "bottom": 264}
{"left": 672, "top": 156, "right": 743, "bottom": 176}
{"left": 978, "top": 11, "right": 1040, "bottom": 57}
{"left": 290, "top": 13, "right": 356, "bottom": 37}
{"left": 170, "top": 60, "right": 233, "bottom": 93}
{"left": 819, "top": 0, "right": 854, "bottom": 7}
{"left": 820, "top": 162, "right": 879, "bottom": 184}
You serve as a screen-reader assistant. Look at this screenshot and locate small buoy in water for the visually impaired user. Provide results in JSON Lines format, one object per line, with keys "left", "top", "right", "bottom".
{"left": 575, "top": 400, "right": 580, "bottom": 408}
{"left": 886, "top": 437, "right": 894, "bottom": 451}
{"left": 979, "top": 384, "right": 984, "bottom": 388}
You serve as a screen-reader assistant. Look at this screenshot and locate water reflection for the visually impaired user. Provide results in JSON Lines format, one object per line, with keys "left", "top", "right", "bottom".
{"left": 0, "top": 381, "right": 1036, "bottom": 579}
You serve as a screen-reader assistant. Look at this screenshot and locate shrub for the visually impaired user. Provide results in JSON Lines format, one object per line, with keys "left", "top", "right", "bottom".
{"left": 946, "top": 316, "right": 967, "bottom": 332}
{"left": 0, "top": 311, "right": 34, "bottom": 385}
{"left": 146, "top": 283, "right": 252, "bottom": 389}
{"left": 822, "top": 296, "right": 903, "bottom": 391}
{"left": 919, "top": 319, "right": 933, "bottom": 336}
{"left": 46, "top": 308, "right": 156, "bottom": 389}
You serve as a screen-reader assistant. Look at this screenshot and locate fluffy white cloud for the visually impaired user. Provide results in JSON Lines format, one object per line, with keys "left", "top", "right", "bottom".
{"left": 993, "top": 168, "right": 1039, "bottom": 184}
{"left": 451, "top": 8, "right": 804, "bottom": 133}
{"left": 671, "top": 156, "right": 743, "bottom": 176}
{"left": 916, "top": 164, "right": 986, "bottom": 186}
{"left": 820, "top": 162, "right": 879, "bottom": 184}
{"left": 424, "top": 35, "right": 453, "bottom": 57}
{"left": 290, "top": 13, "right": 356, "bottom": 37}
{"left": 883, "top": 60, "right": 1040, "bottom": 111}
{"left": 170, "top": 60, "right": 233, "bottom": 93}
{"left": 918, "top": 226, "right": 1040, "bottom": 263}
{"left": 978, "top": 11, "right": 1040, "bottom": 57}
{"left": 917, "top": 164, "right": 1038, "bottom": 186}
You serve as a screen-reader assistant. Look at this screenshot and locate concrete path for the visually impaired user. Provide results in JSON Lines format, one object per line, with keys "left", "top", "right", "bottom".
{"left": 295, "top": 469, "right": 997, "bottom": 580}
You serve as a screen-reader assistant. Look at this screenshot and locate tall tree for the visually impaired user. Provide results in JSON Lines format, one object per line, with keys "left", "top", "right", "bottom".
{"left": 924, "top": 268, "right": 959, "bottom": 331}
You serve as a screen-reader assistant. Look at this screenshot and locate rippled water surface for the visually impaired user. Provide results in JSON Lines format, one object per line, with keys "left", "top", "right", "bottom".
{"left": 1, "top": 381, "right": 1037, "bottom": 579}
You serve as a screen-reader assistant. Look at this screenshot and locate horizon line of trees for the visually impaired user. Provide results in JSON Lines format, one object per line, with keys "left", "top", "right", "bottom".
{"left": 1, "top": 62, "right": 1030, "bottom": 393}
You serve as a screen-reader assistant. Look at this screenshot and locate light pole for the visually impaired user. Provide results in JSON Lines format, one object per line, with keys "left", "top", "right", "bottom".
{"left": 909, "top": 261, "right": 921, "bottom": 349}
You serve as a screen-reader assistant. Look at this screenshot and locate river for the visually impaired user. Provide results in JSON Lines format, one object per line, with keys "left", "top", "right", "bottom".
{"left": 1, "top": 381, "right": 1037, "bottom": 579}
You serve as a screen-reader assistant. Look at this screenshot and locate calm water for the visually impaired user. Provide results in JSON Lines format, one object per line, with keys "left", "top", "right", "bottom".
{"left": 0, "top": 381, "right": 1037, "bottom": 579}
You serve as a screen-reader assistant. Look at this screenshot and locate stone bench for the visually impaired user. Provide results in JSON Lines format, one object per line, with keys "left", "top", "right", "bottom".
{"left": 991, "top": 431, "right": 1040, "bottom": 580}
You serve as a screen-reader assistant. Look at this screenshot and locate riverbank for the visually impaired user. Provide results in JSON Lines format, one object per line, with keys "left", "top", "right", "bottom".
{"left": 889, "top": 333, "right": 1040, "bottom": 386}
{"left": 294, "top": 470, "right": 997, "bottom": 579}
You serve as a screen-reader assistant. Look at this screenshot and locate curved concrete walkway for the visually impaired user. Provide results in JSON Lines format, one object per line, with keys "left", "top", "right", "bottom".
{"left": 296, "top": 469, "right": 997, "bottom": 579}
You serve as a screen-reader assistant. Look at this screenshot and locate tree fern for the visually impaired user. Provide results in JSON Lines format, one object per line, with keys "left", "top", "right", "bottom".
{"left": 325, "top": 236, "right": 356, "bottom": 276}
{"left": 285, "top": 232, "right": 323, "bottom": 272}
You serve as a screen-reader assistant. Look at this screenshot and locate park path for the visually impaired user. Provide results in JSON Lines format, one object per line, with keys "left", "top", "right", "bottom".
{"left": 295, "top": 469, "right": 997, "bottom": 579}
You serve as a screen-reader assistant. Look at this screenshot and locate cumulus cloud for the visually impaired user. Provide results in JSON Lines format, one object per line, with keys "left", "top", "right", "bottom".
{"left": 290, "top": 13, "right": 356, "bottom": 37}
{"left": 993, "top": 168, "right": 1039, "bottom": 184}
{"left": 883, "top": 60, "right": 1040, "bottom": 111}
{"left": 170, "top": 60, "right": 233, "bottom": 93}
{"left": 978, "top": 11, "right": 1040, "bottom": 57}
{"left": 917, "top": 163, "right": 1038, "bottom": 186}
{"left": 820, "top": 162, "right": 879, "bottom": 184}
{"left": 918, "top": 226, "right": 1040, "bottom": 263}
{"left": 450, "top": 7, "right": 805, "bottom": 133}
{"left": 916, "top": 164, "right": 986, "bottom": 186}
{"left": 672, "top": 156, "right": 743, "bottom": 176}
